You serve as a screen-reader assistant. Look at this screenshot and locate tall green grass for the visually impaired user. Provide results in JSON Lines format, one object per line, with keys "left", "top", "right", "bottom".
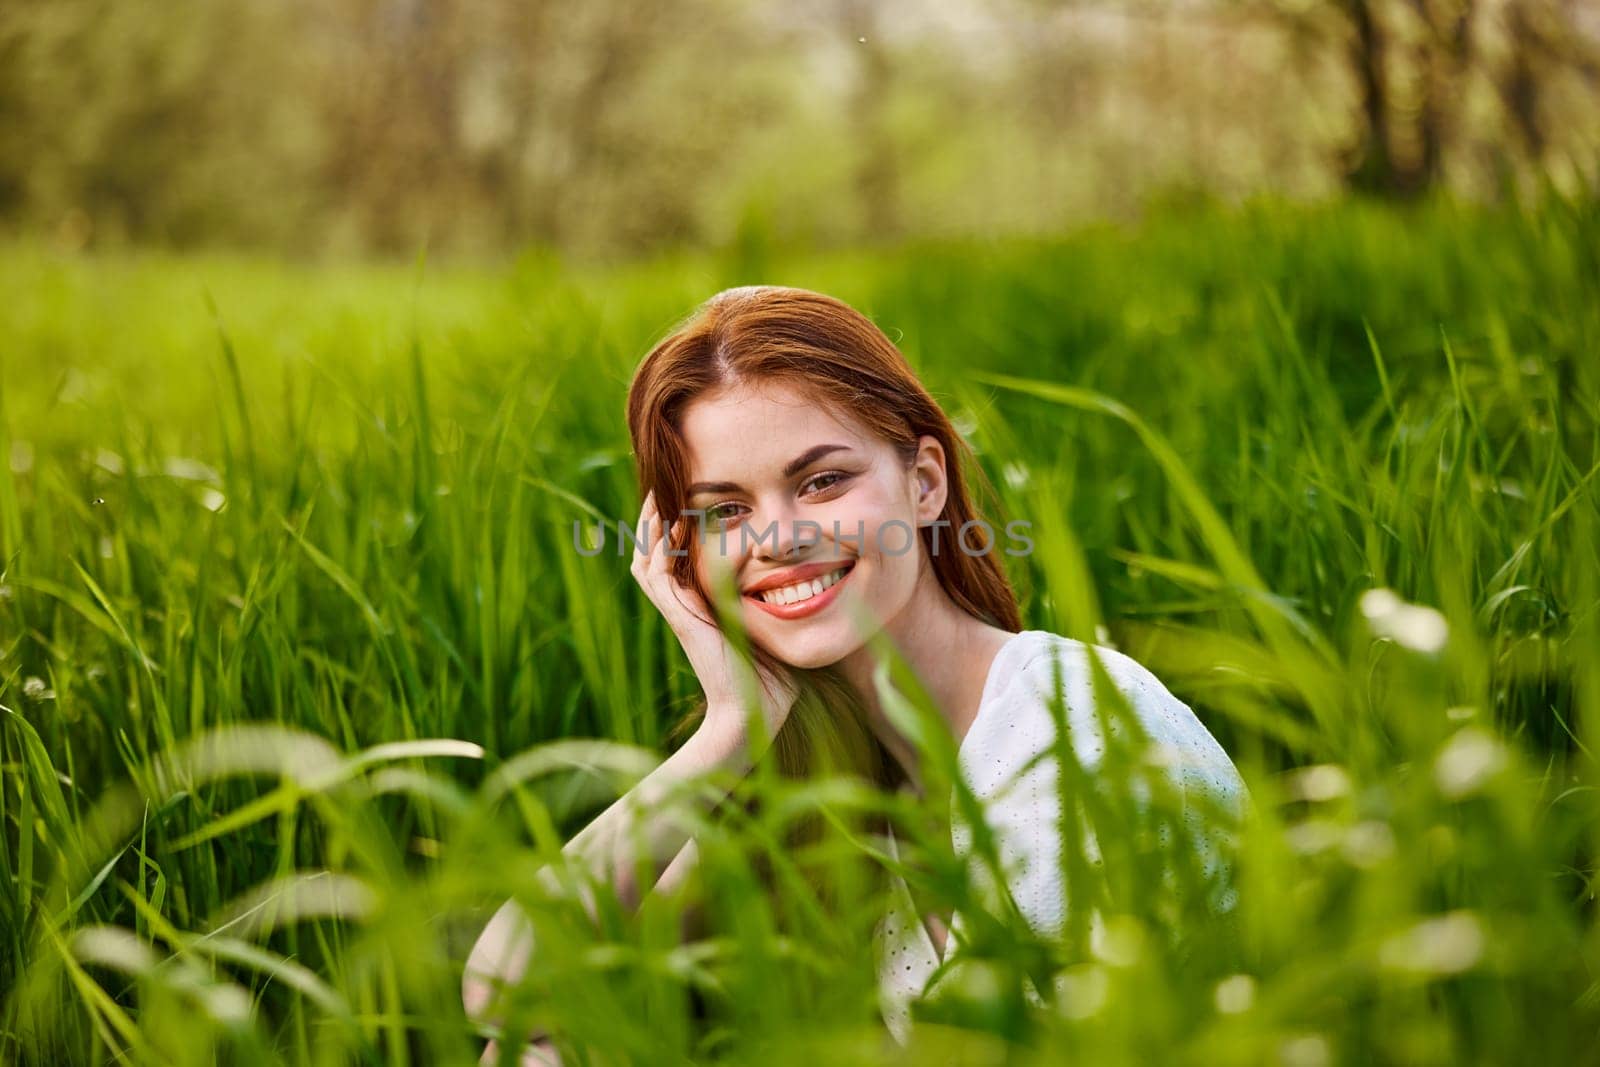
{"left": 2, "top": 193, "right": 1598, "bottom": 1064}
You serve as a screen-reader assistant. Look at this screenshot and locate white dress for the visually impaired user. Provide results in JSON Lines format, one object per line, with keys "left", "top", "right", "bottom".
{"left": 873, "top": 629, "right": 1248, "bottom": 1045}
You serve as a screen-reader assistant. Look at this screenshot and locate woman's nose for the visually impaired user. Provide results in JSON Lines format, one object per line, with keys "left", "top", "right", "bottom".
{"left": 751, "top": 498, "right": 812, "bottom": 561}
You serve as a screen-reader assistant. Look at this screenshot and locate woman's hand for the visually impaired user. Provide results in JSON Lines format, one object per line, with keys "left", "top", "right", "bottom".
{"left": 478, "top": 1036, "right": 563, "bottom": 1067}
{"left": 630, "top": 489, "right": 800, "bottom": 745}
{"left": 520, "top": 1037, "right": 562, "bottom": 1066}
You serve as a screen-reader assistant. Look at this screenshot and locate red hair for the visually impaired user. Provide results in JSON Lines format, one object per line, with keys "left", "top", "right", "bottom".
{"left": 624, "top": 284, "right": 1023, "bottom": 916}
{"left": 627, "top": 284, "right": 1020, "bottom": 637}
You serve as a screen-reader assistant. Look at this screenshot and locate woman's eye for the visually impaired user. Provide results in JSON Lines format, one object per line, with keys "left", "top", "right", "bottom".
{"left": 700, "top": 475, "right": 846, "bottom": 529}
{"left": 704, "top": 504, "right": 742, "bottom": 527}
{"left": 806, "top": 472, "right": 847, "bottom": 493}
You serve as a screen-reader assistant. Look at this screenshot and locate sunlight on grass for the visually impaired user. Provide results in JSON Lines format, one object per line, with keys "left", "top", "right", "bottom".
{"left": 2, "top": 194, "right": 1598, "bottom": 1063}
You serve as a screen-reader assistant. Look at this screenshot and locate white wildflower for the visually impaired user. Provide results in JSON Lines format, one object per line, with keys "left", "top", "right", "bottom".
{"left": 1058, "top": 964, "right": 1110, "bottom": 1019}
{"left": 9, "top": 441, "right": 34, "bottom": 473}
{"left": 1213, "top": 974, "right": 1255, "bottom": 1015}
{"left": 1360, "top": 587, "right": 1448, "bottom": 654}
{"left": 163, "top": 456, "right": 221, "bottom": 482}
{"left": 1284, "top": 818, "right": 1342, "bottom": 855}
{"left": 1341, "top": 820, "right": 1396, "bottom": 868}
{"left": 1089, "top": 914, "right": 1145, "bottom": 968}
{"left": 1435, "top": 726, "right": 1506, "bottom": 798}
{"left": 1279, "top": 1034, "right": 1331, "bottom": 1067}
{"left": 1284, "top": 763, "right": 1351, "bottom": 802}
{"left": 1378, "top": 911, "right": 1484, "bottom": 974}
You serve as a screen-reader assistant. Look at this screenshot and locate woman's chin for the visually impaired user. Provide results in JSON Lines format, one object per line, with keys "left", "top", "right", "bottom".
{"left": 753, "top": 625, "right": 859, "bottom": 671}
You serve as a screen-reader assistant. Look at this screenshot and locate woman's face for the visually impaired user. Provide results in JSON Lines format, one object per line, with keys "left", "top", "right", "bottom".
{"left": 679, "top": 379, "right": 947, "bottom": 670}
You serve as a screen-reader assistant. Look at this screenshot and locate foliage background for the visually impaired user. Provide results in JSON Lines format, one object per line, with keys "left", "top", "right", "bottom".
{"left": 2, "top": 2, "right": 1599, "bottom": 1064}
{"left": 2, "top": 0, "right": 1598, "bottom": 259}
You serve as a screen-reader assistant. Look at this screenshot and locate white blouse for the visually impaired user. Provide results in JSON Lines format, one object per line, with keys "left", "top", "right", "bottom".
{"left": 873, "top": 629, "right": 1248, "bottom": 1045}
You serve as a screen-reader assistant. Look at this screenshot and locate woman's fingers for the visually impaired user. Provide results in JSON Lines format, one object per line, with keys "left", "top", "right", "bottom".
{"left": 631, "top": 494, "right": 690, "bottom": 618}
{"left": 521, "top": 1041, "right": 563, "bottom": 1066}
{"left": 633, "top": 490, "right": 667, "bottom": 586}
{"left": 633, "top": 490, "right": 654, "bottom": 564}
{"left": 650, "top": 517, "right": 674, "bottom": 578}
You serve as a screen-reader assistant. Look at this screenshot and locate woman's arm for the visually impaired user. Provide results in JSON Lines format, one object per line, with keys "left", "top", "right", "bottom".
{"left": 641, "top": 833, "right": 707, "bottom": 943}
{"left": 479, "top": 1033, "right": 563, "bottom": 1067}
{"left": 462, "top": 713, "right": 753, "bottom": 1048}
{"left": 470, "top": 837, "right": 701, "bottom": 1067}
{"left": 465, "top": 491, "right": 800, "bottom": 1056}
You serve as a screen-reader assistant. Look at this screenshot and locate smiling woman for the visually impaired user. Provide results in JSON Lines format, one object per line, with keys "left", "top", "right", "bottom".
{"left": 462, "top": 284, "right": 1247, "bottom": 1059}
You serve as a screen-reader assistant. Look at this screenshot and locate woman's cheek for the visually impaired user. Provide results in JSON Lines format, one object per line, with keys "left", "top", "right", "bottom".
{"left": 863, "top": 511, "right": 917, "bottom": 563}
{"left": 815, "top": 493, "right": 892, "bottom": 552}
{"left": 815, "top": 506, "right": 866, "bottom": 553}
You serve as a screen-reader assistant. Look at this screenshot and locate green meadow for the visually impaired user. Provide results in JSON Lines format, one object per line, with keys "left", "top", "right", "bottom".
{"left": 2, "top": 194, "right": 1598, "bottom": 1064}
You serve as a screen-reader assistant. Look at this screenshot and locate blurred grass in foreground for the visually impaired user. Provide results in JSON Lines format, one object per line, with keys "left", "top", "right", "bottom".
{"left": 1, "top": 193, "right": 1598, "bottom": 1064}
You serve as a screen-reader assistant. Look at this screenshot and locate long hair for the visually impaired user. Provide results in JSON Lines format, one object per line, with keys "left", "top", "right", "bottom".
{"left": 624, "top": 285, "right": 1022, "bottom": 924}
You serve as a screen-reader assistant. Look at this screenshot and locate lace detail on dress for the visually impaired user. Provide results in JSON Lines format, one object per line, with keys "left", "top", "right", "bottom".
{"left": 874, "top": 630, "right": 1248, "bottom": 1045}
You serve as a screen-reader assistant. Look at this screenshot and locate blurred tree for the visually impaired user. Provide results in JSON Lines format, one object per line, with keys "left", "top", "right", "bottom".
{"left": 1496, "top": 0, "right": 1600, "bottom": 178}
{"left": 0, "top": 0, "right": 318, "bottom": 248}
{"left": 1314, "top": 0, "right": 1599, "bottom": 195}
{"left": 837, "top": 0, "right": 902, "bottom": 240}
{"left": 0, "top": 0, "right": 1594, "bottom": 257}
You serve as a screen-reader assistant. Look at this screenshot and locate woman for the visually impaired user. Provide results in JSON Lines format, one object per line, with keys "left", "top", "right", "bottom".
{"left": 463, "top": 285, "right": 1247, "bottom": 1062}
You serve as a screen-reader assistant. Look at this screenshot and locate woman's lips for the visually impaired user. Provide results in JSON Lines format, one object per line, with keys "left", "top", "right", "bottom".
{"left": 745, "top": 562, "right": 854, "bottom": 620}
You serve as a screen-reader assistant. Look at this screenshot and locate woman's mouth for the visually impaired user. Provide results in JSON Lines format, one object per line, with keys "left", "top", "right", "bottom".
{"left": 744, "top": 561, "right": 855, "bottom": 620}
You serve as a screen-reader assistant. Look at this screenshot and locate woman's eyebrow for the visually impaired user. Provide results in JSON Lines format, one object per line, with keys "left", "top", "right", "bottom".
{"left": 687, "top": 443, "right": 852, "bottom": 496}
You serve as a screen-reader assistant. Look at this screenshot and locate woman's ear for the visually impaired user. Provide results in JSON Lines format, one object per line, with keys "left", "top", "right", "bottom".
{"left": 912, "top": 435, "right": 948, "bottom": 526}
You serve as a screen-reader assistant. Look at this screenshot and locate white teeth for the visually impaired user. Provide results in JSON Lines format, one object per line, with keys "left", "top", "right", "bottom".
{"left": 756, "top": 566, "right": 850, "bottom": 605}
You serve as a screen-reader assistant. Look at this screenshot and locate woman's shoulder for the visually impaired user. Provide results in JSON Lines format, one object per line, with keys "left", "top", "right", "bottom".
{"left": 991, "top": 629, "right": 1194, "bottom": 716}
{"left": 951, "top": 629, "right": 1249, "bottom": 930}
{"left": 963, "top": 629, "right": 1245, "bottom": 805}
